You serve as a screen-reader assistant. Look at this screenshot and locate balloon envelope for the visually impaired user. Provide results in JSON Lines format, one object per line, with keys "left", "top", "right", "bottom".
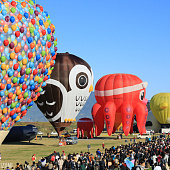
{"left": 0, "top": 0, "right": 57, "bottom": 134}
{"left": 150, "top": 93, "right": 170, "bottom": 124}
{"left": 36, "top": 52, "right": 94, "bottom": 135}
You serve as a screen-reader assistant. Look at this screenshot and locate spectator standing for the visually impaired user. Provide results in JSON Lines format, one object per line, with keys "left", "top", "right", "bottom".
{"left": 58, "top": 157, "right": 63, "bottom": 170}
{"left": 102, "top": 142, "right": 105, "bottom": 150}
{"left": 135, "top": 159, "right": 145, "bottom": 170}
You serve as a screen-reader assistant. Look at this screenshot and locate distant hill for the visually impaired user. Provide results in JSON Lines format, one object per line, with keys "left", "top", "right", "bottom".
{"left": 22, "top": 92, "right": 96, "bottom": 122}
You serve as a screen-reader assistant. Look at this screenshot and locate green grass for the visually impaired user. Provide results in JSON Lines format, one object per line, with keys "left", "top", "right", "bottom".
{"left": 0, "top": 122, "right": 145, "bottom": 167}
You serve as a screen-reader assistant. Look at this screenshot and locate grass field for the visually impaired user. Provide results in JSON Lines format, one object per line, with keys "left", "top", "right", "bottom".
{"left": 0, "top": 122, "right": 145, "bottom": 169}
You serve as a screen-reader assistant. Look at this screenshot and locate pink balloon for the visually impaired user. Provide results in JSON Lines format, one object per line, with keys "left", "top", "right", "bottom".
{"left": 1, "top": 20, "right": 4, "bottom": 25}
{"left": 23, "top": 24, "right": 26, "bottom": 28}
{"left": 24, "top": 44, "right": 28, "bottom": 51}
{"left": 0, "top": 46, "right": 4, "bottom": 52}
{"left": 14, "top": 71, "right": 18, "bottom": 77}
{"left": 23, "top": 35, "right": 27, "bottom": 42}
{"left": 0, "top": 27, "right": 3, "bottom": 32}
{"left": 26, "top": 31, "right": 30, "bottom": 37}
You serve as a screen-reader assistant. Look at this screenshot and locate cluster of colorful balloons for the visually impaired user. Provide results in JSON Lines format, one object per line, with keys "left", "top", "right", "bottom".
{"left": 0, "top": 0, "right": 57, "bottom": 130}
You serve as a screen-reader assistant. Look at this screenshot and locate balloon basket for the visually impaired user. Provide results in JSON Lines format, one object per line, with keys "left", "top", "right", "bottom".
{"left": 0, "top": 130, "right": 9, "bottom": 145}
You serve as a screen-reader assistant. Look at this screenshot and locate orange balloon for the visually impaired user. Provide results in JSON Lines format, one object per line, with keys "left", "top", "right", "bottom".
{"left": 9, "top": 61, "right": 13, "bottom": 68}
{"left": 30, "top": 43, "right": 35, "bottom": 49}
{"left": 17, "top": 14, "right": 22, "bottom": 20}
{"left": 7, "top": 78, "right": 11, "bottom": 84}
{"left": 18, "top": 94, "right": 23, "bottom": 100}
{"left": 16, "top": 107, "right": 21, "bottom": 113}
{"left": 8, "top": 92, "right": 13, "bottom": 98}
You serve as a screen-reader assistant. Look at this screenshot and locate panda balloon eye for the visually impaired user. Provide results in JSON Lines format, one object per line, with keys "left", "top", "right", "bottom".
{"left": 139, "top": 90, "right": 145, "bottom": 101}
{"left": 76, "top": 72, "right": 88, "bottom": 89}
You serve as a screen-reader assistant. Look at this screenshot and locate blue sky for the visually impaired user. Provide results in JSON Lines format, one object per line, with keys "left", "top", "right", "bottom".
{"left": 37, "top": 0, "right": 170, "bottom": 100}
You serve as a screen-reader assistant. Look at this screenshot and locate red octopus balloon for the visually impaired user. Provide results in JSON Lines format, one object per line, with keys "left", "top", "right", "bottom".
{"left": 92, "top": 73, "right": 148, "bottom": 136}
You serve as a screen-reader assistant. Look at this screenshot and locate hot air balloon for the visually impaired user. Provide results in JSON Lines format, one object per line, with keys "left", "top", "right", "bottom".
{"left": 150, "top": 93, "right": 170, "bottom": 125}
{"left": 0, "top": 0, "right": 57, "bottom": 144}
{"left": 92, "top": 73, "right": 148, "bottom": 136}
{"left": 36, "top": 52, "right": 94, "bottom": 136}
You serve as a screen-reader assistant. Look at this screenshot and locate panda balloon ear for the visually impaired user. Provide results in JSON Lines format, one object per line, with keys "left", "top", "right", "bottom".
{"left": 142, "top": 81, "right": 148, "bottom": 88}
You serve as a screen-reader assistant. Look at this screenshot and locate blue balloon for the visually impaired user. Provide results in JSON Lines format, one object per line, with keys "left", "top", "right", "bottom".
{"left": 29, "top": 101, "right": 34, "bottom": 106}
{"left": 2, "top": 9, "right": 7, "bottom": 16}
{"left": 8, "top": 70, "right": 14, "bottom": 77}
{"left": 39, "top": 19, "right": 43, "bottom": 25}
{"left": 21, "top": 106, "right": 26, "bottom": 112}
{"left": 7, "top": 84, "right": 11, "bottom": 90}
{"left": 27, "top": 37, "right": 33, "bottom": 44}
{"left": 36, "top": 54, "right": 41, "bottom": 61}
{"left": 10, "top": 16, "right": 15, "bottom": 23}
{"left": 47, "top": 28, "right": 51, "bottom": 34}
{"left": 0, "top": 91, "right": 5, "bottom": 97}
{"left": 18, "top": 55, "right": 22, "bottom": 61}
{"left": 24, "top": 12, "right": 29, "bottom": 19}
{"left": 30, "top": 80, "right": 34, "bottom": 86}
{"left": 11, "top": 114, "right": 17, "bottom": 120}
{"left": 30, "top": 85, "right": 35, "bottom": 90}
{"left": 19, "top": 78, "right": 24, "bottom": 84}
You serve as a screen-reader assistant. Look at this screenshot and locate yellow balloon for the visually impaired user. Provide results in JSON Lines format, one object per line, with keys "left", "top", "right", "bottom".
{"left": 34, "top": 76, "right": 39, "bottom": 82}
{"left": 13, "top": 39, "right": 17, "bottom": 46}
{"left": 11, "top": 24, "right": 17, "bottom": 31}
{"left": 150, "top": 93, "right": 170, "bottom": 124}
{"left": 15, "top": 116, "right": 20, "bottom": 121}
{"left": 10, "top": 53, "right": 15, "bottom": 59}
{"left": 22, "top": 59, "right": 27, "bottom": 65}
{"left": 16, "top": 90, "right": 21, "bottom": 96}
{"left": 3, "top": 25, "right": 8, "bottom": 33}
{"left": 2, "top": 108, "right": 7, "bottom": 114}
{"left": 1, "top": 64, "right": 6, "bottom": 70}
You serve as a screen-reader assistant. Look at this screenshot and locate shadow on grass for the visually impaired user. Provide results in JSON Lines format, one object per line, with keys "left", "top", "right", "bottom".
{"left": 2, "top": 141, "right": 44, "bottom": 145}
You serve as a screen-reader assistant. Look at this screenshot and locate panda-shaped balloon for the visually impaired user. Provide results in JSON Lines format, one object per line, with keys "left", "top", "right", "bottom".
{"left": 36, "top": 52, "right": 94, "bottom": 135}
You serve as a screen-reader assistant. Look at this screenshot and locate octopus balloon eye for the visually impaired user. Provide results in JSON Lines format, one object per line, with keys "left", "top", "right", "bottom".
{"left": 139, "top": 90, "right": 145, "bottom": 101}
{"left": 76, "top": 72, "right": 88, "bottom": 89}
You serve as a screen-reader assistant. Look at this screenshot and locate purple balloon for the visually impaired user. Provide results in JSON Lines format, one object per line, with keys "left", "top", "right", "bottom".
{"left": 34, "top": 10, "right": 39, "bottom": 16}
{"left": 54, "top": 47, "right": 58, "bottom": 52}
{"left": 20, "top": 27, "right": 24, "bottom": 33}
{"left": 41, "top": 68, "right": 46, "bottom": 74}
{"left": 21, "top": 100, "right": 26, "bottom": 106}
{"left": 5, "top": 16, "right": 10, "bottom": 22}
{"left": 1, "top": 96, "right": 6, "bottom": 101}
{"left": 51, "top": 36, "right": 54, "bottom": 42}
{"left": 20, "top": 69, "right": 25, "bottom": 76}
{"left": 34, "top": 85, "right": 38, "bottom": 90}
{"left": 9, "top": 42, "right": 15, "bottom": 49}
{"left": 7, "top": 99, "right": 12, "bottom": 106}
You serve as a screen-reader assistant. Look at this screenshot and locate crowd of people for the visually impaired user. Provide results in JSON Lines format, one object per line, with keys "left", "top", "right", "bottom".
{"left": 7, "top": 135, "right": 170, "bottom": 170}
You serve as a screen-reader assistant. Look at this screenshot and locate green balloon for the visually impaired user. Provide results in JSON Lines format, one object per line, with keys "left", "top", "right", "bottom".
{"left": 50, "top": 67, "right": 54, "bottom": 70}
{"left": 27, "top": 106, "right": 32, "bottom": 109}
{"left": 13, "top": 77, "right": 18, "bottom": 83}
{"left": 11, "top": 103, "right": 16, "bottom": 109}
{"left": 21, "top": 51, "right": 25, "bottom": 57}
{"left": 47, "top": 34, "right": 51, "bottom": 40}
{"left": 41, "top": 51, "right": 46, "bottom": 57}
{"left": 2, "top": 70, "right": 6, "bottom": 76}
{"left": 29, "top": 9, "right": 34, "bottom": 15}
{"left": 26, "top": 68, "right": 30, "bottom": 75}
{"left": 20, "top": 63, "right": 23, "bottom": 68}
{"left": 47, "top": 20, "right": 51, "bottom": 25}
{"left": 29, "top": 27, "right": 34, "bottom": 33}
{"left": 36, "top": 21, "right": 39, "bottom": 26}
{"left": 31, "top": 58, "right": 34, "bottom": 62}
{"left": 11, "top": 7, "right": 16, "bottom": 13}
{"left": 39, "top": 87, "right": 42, "bottom": 92}
{"left": 54, "top": 41, "right": 57, "bottom": 47}
{"left": 5, "top": 90, "right": 9, "bottom": 96}
{"left": 38, "top": 78, "right": 43, "bottom": 84}
{"left": 1, "top": 56, "right": 6, "bottom": 62}
{"left": 24, "top": 92, "right": 28, "bottom": 98}
{"left": 29, "top": 0, "right": 34, "bottom": 5}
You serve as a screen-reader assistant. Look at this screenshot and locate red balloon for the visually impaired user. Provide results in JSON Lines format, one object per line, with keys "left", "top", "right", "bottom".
{"left": 4, "top": 40, "right": 9, "bottom": 46}
{"left": 22, "top": 84, "right": 27, "bottom": 91}
{"left": 13, "top": 63, "right": 19, "bottom": 70}
{"left": 11, "top": 1, "right": 16, "bottom": 6}
{"left": 15, "top": 31, "right": 20, "bottom": 37}
{"left": 42, "top": 29, "right": 46, "bottom": 36}
{"left": 31, "top": 19, "right": 35, "bottom": 25}
{"left": 10, "top": 110, "right": 15, "bottom": 116}
{"left": 33, "top": 69, "right": 38, "bottom": 75}
{"left": 27, "top": 98, "right": 32, "bottom": 104}
{"left": 92, "top": 73, "right": 148, "bottom": 136}
{"left": 28, "top": 52, "right": 33, "bottom": 59}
